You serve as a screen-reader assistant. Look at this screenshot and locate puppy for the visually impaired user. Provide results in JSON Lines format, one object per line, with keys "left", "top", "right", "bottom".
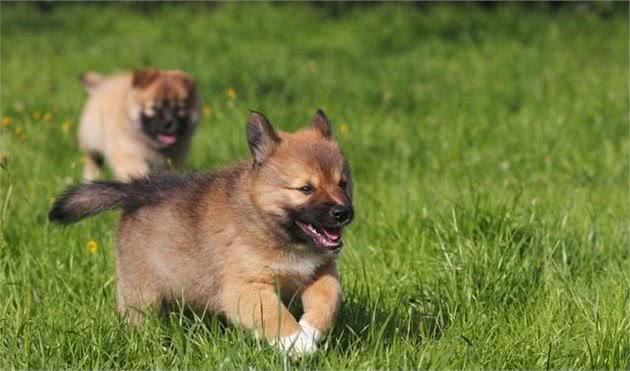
{"left": 49, "top": 110, "right": 354, "bottom": 356}
{"left": 78, "top": 68, "right": 200, "bottom": 181}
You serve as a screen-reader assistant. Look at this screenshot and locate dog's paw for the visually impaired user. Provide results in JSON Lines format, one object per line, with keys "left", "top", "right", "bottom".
{"left": 272, "top": 321, "right": 321, "bottom": 357}
{"left": 278, "top": 332, "right": 317, "bottom": 357}
{"left": 298, "top": 319, "right": 322, "bottom": 343}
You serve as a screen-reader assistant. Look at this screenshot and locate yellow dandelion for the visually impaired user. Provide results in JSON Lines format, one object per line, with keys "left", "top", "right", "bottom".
{"left": 20, "top": 133, "right": 27, "bottom": 143}
{"left": 1, "top": 116, "right": 11, "bottom": 128}
{"left": 62, "top": 120, "right": 72, "bottom": 133}
{"left": 86, "top": 239, "right": 98, "bottom": 253}
{"left": 340, "top": 123, "right": 350, "bottom": 136}
{"left": 32, "top": 112, "right": 42, "bottom": 121}
{"left": 15, "top": 127, "right": 23, "bottom": 135}
{"left": 227, "top": 87, "right": 236, "bottom": 99}
{"left": 203, "top": 105, "right": 212, "bottom": 117}
{"left": 43, "top": 112, "right": 53, "bottom": 122}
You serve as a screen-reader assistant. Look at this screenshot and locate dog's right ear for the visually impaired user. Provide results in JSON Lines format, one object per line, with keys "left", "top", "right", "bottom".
{"left": 247, "top": 111, "right": 281, "bottom": 165}
{"left": 132, "top": 68, "right": 160, "bottom": 88}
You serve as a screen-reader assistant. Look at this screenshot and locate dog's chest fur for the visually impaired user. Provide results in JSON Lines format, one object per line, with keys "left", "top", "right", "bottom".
{"left": 268, "top": 244, "right": 328, "bottom": 280}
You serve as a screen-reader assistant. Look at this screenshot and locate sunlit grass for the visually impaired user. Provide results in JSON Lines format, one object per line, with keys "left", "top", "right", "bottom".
{"left": 0, "top": 2, "right": 628, "bottom": 369}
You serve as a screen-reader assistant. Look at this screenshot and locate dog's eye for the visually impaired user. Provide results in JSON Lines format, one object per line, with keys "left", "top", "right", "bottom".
{"left": 339, "top": 180, "right": 348, "bottom": 189}
{"left": 298, "top": 185, "right": 314, "bottom": 195}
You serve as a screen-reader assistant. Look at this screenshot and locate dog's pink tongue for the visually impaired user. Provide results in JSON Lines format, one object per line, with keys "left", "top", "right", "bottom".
{"left": 158, "top": 134, "right": 177, "bottom": 145}
{"left": 322, "top": 228, "right": 341, "bottom": 241}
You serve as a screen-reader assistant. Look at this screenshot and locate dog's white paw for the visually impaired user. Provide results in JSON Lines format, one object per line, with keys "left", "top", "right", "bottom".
{"left": 272, "top": 320, "right": 321, "bottom": 357}
{"left": 298, "top": 319, "right": 322, "bottom": 343}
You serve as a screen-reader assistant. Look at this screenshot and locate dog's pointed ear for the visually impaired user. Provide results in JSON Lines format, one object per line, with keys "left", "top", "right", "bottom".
{"left": 132, "top": 68, "right": 160, "bottom": 88}
{"left": 310, "top": 109, "right": 332, "bottom": 139}
{"left": 247, "top": 111, "right": 281, "bottom": 164}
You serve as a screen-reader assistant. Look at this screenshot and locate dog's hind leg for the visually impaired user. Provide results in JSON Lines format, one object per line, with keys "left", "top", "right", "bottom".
{"left": 116, "top": 279, "right": 161, "bottom": 325}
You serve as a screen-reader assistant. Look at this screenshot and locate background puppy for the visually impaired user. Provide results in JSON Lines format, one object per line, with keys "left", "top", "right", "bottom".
{"left": 78, "top": 68, "right": 201, "bottom": 181}
{"left": 49, "top": 110, "right": 354, "bottom": 356}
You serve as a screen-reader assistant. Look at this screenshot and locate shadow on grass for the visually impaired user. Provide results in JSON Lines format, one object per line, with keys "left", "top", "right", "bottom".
{"left": 328, "top": 283, "right": 452, "bottom": 353}
{"left": 142, "top": 283, "right": 452, "bottom": 358}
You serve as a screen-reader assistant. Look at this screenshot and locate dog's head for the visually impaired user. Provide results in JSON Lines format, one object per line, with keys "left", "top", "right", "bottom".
{"left": 247, "top": 110, "right": 354, "bottom": 254}
{"left": 128, "top": 68, "right": 200, "bottom": 149}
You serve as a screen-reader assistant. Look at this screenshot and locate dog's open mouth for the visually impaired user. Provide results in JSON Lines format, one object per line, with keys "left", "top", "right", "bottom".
{"left": 157, "top": 133, "right": 178, "bottom": 146}
{"left": 295, "top": 221, "right": 342, "bottom": 250}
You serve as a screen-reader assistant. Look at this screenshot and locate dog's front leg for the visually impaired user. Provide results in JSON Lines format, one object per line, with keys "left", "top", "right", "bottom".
{"left": 223, "top": 283, "right": 318, "bottom": 356}
{"left": 108, "top": 153, "right": 150, "bottom": 181}
{"left": 300, "top": 263, "right": 343, "bottom": 343}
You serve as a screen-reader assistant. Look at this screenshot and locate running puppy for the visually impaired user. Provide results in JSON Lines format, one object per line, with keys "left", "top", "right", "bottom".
{"left": 50, "top": 110, "right": 354, "bottom": 356}
{"left": 78, "top": 68, "right": 200, "bottom": 181}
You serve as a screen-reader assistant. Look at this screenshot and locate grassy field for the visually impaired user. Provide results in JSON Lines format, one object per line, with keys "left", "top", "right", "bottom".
{"left": 1, "top": 2, "right": 628, "bottom": 369}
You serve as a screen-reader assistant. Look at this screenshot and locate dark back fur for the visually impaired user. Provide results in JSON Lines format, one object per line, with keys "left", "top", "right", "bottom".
{"left": 49, "top": 172, "right": 222, "bottom": 224}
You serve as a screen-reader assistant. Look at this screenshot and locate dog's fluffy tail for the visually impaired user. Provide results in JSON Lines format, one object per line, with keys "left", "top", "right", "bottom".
{"left": 49, "top": 181, "right": 129, "bottom": 224}
{"left": 80, "top": 71, "right": 104, "bottom": 92}
{"left": 49, "top": 173, "right": 212, "bottom": 224}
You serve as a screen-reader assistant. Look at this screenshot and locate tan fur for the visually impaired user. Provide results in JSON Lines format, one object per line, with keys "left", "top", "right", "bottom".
{"left": 114, "top": 113, "right": 349, "bottom": 348}
{"left": 49, "top": 110, "right": 353, "bottom": 355}
{"left": 78, "top": 68, "right": 200, "bottom": 181}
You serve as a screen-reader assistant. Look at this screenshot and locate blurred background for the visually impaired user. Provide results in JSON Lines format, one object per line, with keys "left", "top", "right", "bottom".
{"left": 0, "top": 2, "right": 628, "bottom": 369}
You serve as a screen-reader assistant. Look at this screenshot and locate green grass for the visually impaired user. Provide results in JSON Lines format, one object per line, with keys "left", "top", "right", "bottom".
{"left": 1, "top": 2, "right": 628, "bottom": 369}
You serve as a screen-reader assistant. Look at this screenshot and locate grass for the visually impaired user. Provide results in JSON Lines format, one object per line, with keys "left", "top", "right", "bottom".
{"left": 1, "top": 2, "right": 629, "bottom": 369}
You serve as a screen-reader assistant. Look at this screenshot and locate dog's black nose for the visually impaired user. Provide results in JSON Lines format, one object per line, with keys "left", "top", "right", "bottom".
{"left": 331, "top": 205, "right": 352, "bottom": 223}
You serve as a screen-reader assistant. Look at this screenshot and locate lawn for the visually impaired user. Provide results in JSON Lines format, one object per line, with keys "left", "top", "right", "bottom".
{"left": 0, "top": 2, "right": 628, "bottom": 369}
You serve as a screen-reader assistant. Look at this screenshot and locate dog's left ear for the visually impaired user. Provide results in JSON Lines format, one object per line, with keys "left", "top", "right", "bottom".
{"left": 247, "top": 111, "right": 281, "bottom": 165}
{"left": 310, "top": 109, "right": 332, "bottom": 139}
{"left": 132, "top": 68, "right": 160, "bottom": 88}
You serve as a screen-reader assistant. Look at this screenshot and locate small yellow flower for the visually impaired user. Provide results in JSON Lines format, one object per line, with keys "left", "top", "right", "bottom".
{"left": 203, "top": 105, "right": 212, "bottom": 117}
{"left": 43, "top": 112, "right": 53, "bottom": 122}
{"left": 86, "top": 239, "right": 98, "bottom": 253}
{"left": 340, "top": 123, "right": 350, "bottom": 136}
{"left": 15, "top": 127, "right": 23, "bottom": 135}
{"left": 1, "top": 116, "right": 11, "bottom": 128}
{"left": 62, "top": 120, "right": 72, "bottom": 133}
{"left": 227, "top": 87, "right": 236, "bottom": 99}
{"left": 32, "top": 112, "right": 42, "bottom": 121}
